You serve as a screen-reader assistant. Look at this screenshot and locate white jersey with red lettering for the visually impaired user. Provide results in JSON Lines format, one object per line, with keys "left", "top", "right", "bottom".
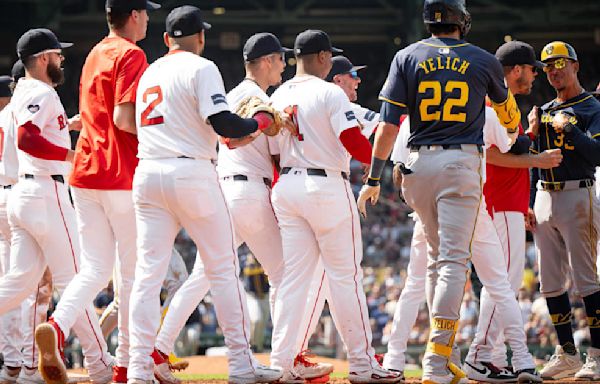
{"left": 217, "top": 80, "right": 278, "bottom": 180}
{"left": 270, "top": 75, "right": 360, "bottom": 174}
{"left": 136, "top": 51, "right": 229, "bottom": 161}
{"left": 11, "top": 78, "right": 70, "bottom": 176}
{"left": 0, "top": 104, "right": 18, "bottom": 186}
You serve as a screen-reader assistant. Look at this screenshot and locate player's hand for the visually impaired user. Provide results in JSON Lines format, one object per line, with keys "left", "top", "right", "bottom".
{"left": 66, "top": 149, "right": 75, "bottom": 163}
{"left": 357, "top": 184, "right": 380, "bottom": 219}
{"left": 525, "top": 208, "right": 537, "bottom": 232}
{"left": 552, "top": 112, "right": 570, "bottom": 133}
{"left": 68, "top": 114, "right": 82, "bottom": 132}
{"left": 535, "top": 149, "right": 563, "bottom": 169}
{"left": 527, "top": 106, "right": 540, "bottom": 137}
{"left": 280, "top": 112, "right": 298, "bottom": 137}
{"left": 219, "top": 133, "right": 260, "bottom": 149}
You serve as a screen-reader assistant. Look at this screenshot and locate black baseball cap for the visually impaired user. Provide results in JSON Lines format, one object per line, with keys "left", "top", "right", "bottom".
{"left": 495, "top": 41, "right": 544, "bottom": 69}
{"left": 166, "top": 6, "right": 211, "bottom": 38}
{"left": 0, "top": 76, "right": 12, "bottom": 97}
{"left": 11, "top": 60, "right": 25, "bottom": 82}
{"left": 243, "top": 33, "right": 292, "bottom": 62}
{"left": 105, "top": 0, "right": 160, "bottom": 12}
{"left": 294, "top": 30, "right": 342, "bottom": 56}
{"left": 17, "top": 28, "right": 73, "bottom": 61}
{"left": 326, "top": 56, "right": 367, "bottom": 82}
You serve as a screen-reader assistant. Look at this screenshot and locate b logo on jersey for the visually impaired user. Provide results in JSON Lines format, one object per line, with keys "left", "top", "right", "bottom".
{"left": 211, "top": 94, "right": 227, "bottom": 106}
{"left": 28, "top": 104, "right": 40, "bottom": 113}
{"left": 345, "top": 111, "right": 356, "bottom": 121}
{"left": 57, "top": 114, "right": 67, "bottom": 130}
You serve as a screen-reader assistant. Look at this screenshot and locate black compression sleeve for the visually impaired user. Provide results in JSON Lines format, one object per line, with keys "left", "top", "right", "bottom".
{"left": 208, "top": 111, "right": 259, "bottom": 138}
{"left": 508, "top": 134, "right": 532, "bottom": 155}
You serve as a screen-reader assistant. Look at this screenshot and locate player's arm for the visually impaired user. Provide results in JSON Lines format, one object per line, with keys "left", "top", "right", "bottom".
{"left": 486, "top": 146, "right": 562, "bottom": 169}
{"left": 114, "top": 102, "right": 137, "bottom": 135}
{"left": 208, "top": 111, "right": 272, "bottom": 139}
{"left": 18, "top": 121, "right": 74, "bottom": 162}
{"left": 486, "top": 58, "right": 521, "bottom": 134}
{"left": 340, "top": 127, "right": 372, "bottom": 164}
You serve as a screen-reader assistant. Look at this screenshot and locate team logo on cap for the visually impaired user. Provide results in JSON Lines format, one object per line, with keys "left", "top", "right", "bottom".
{"left": 546, "top": 45, "right": 554, "bottom": 55}
{"left": 28, "top": 104, "right": 40, "bottom": 113}
{"left": 173, "top": 30, "right": 183, "bottom": 37}
{"left": 435, "top": 12, "right": 442, "bottom": 22}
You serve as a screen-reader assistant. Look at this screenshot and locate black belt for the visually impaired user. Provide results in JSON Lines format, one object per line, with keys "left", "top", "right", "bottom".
{"left": 540, "top": 179, "right": 594, "bottom": 192}
{"left": 281, "top": 167, "right": 348, "bottom": 180}
{"left": 2, "top": 185, "right": 12, "bottom": 190}
{"left": 231, "top": 174, "right": 271, "bottom": 187}
{"left": 24, "top": 174, "right": 64, "bottom": 184}
{"left": 410, "top": 144, "right": 483, "bottom": 153}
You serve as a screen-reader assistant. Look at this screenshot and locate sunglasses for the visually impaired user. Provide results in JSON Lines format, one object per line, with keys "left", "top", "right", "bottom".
{"left": 543, "top": 58, "right": 571, "bottom": 72}
{"left": 347, "top": 70, "right": 360, "bottom": 79}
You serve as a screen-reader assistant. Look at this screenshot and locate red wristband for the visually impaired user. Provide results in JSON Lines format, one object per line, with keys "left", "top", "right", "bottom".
{"left": 526, "top": 131, "right": 536, "bottom": 141}
{"left": 253, "top": 113, "right": 272, "bottom": 131}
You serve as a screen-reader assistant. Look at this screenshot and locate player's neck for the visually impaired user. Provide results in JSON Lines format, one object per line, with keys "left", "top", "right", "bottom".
{"left": 108, "top": 28, "right": 138, "bottom": 43}
{"left": 556, "top": 82, "right": 584, "bottom": 103}
{"left": 25, "top": 70, "right": 52, "bottom": 87}
{"left": 431, "top": 32, "right": 461, "bottom": 40}
{"left": 244, "top": 73, "right": 269, "bottom": 92}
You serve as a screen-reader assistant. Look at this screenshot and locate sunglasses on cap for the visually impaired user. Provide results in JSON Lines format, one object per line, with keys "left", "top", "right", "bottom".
{"left": 543, "top": 58, "right": 572, "bottom": 72}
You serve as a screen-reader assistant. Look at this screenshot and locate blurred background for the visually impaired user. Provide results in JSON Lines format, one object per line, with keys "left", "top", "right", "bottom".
{"left": 2, "top": 0, "right": 600, "bottom": 368}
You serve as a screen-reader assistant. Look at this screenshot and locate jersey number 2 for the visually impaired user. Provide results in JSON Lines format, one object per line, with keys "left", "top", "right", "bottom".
{"left": 141, "top": 86, "right": 164, "bottom": 127}
{"left": 418, "top": 80, "right": 469, "bottom": 123}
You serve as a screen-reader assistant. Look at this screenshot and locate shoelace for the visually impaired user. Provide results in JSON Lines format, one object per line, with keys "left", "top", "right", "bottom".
{"left": 582, "top": 355, "right": 600, "bottom": 369}
{"left": 295, "top": 350, "right": 317, "bottom": 367}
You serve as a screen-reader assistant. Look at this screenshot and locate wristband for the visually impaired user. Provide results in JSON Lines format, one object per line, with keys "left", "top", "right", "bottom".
{"left": 253, "top": 113, "right": 272, "bottom": 132}
{"left": 368, "top": 157, "right": 386, "bottom": 180}
{"left": 526, "top": 131, "right": 536, "bottom": 141}
{"left": 367, "top": 177, "right": 380, "bottom": 187}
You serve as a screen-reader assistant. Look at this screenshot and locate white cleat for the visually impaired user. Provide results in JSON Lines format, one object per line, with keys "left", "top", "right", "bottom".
{"left": 462, "top": 361, "right": 517, "bottom": 383}
{"left": 575, "top": 346, "right": 600, "bottom": 380}
{"left": 154, "top": 363, "right": 180, "bottom": 384}
{"left": 348, "top": 365, "right": 403, "bottom": 383}
{"left": 15, "top": 368, "right": 44, "bottom": 384}
{"left": 293, "top": 351, "right": 334, "bottom": 379}
{"left": 540, "top": 345, "right": 583, "bottom": 380}
{"left": 0, "top": 366, "right": 21, "bottom": 384}
{"left": 89, "top": 362, "right": 115, "bottom": 384}
{"left": 228, "top": 365, "right": 282, "bottom": 384}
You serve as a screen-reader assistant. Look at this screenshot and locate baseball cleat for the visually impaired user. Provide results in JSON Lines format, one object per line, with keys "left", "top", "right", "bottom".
{"left": 0, "top": 366, "right": 21, "bottom": 384}
{"left": 293, "top": 351, "right": 334, "bottom": 379}
{"left": 305, "top": 374, "right": 330, "bottom": 384}
{"left": 90, "top": 362, "right": 114, "bottom": 384}
{"left": 540, "top": 345, "right": 582, "bottom": 380}
{"left": 575, "top": 347, "right": 600, "bottom": 380}
{"left": 348, "top": 365, "right": 403, "bottom": 383}
{"left": 228, "top": 365, "right": 282, "bottom": 384}
{"left": 15, "top": 368, "right": 43, "bottom": 384}
{"left": 462, "top": 361, "right": 517, "bottom": 382}
{"left": 167, "top": 354, "right": 188, "bottom": 371}
{"left": 35, "top": 320, "right": 67, "bottom": 384}
{"left": 153, "top": 363, "right": 180, "bottom": 384}
{"left": 515, "top": 368, "right": 542, "bottom": 383}
{"left": 112, "top": 366, "right": 128, "bottom": 384}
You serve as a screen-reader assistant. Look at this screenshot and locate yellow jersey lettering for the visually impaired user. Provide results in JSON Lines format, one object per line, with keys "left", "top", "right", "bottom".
{"left": 457, "top": 60, "right": 470, "bottom": 75}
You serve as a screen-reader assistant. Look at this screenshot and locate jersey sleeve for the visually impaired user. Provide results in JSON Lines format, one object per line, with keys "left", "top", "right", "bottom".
{"left": 352, "top": 103, "right": 379, "bottom": 138}
{"left": 587, "top": 107, "right": 600, "bottom": 139}
{"left": 13, "top": 91, "right": 54, "bottom": 132}
{"left": 267, "top": 135, "right": 280, "bottom": 156}
{"left": 327, "top": 86, "right": 360, "bottom": 137}
{"left": 378, "top": 51, "right": 408, "bottom": 124}
{"left": 485, "top": 56, "right": 521, "bottom": 133}
{"left": 115, "top": 48, "right": 148, "bottom": 105}
{"left": 483, "top": 107, "right": 513, "bottom": 153}
{"left": 196, "top": 62, "right": 230, "bottom": 122}
{"left": 390, "top": 116, "right": 411, "bottom": 164}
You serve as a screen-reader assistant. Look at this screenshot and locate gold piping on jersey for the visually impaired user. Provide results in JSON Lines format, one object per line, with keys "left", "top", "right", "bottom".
{"left": 378, "top": 96, "right": 407, "bottom": 108}
{"left": 418, "top": 41, "right": 471, "bottom": 49}
{"left": 547, "top": 94, "right": 593, "bottom": 112}
{"left": 593, "top": 133, "right": 600, "bottom": 139}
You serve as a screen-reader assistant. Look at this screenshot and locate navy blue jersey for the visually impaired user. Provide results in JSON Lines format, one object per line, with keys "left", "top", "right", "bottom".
{"left": 379, "top": 37, "right": 509, "bottom": 145}
{"left": 534, "top": 92, "right": 600, "bottom": 182}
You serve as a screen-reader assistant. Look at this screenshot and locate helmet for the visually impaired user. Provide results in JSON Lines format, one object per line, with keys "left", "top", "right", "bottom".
{"left": 423, "top": 0, "right": 471, "bottom": 37}
{"left": 541, "top": 41, "right": 578, "bottom": 62}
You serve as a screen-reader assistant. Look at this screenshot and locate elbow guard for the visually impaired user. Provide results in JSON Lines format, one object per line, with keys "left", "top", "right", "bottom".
{"left": 491, "top": 91, "right": 521, "bottom": 134}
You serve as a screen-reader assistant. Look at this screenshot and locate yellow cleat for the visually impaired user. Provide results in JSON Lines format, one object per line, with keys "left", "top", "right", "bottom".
{"left": 168, "top": 353, "right": 189, "bottom": 371}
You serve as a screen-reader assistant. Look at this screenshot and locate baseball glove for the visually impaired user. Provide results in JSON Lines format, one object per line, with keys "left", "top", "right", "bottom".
{"left": 235, "top": 96, "right": 282, "bottom": 136}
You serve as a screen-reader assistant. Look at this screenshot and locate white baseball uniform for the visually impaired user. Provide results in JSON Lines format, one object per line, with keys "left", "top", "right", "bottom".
{"left": 130, "top": 50, "right": 258, "bottom": 381}
{"left": 0, "top": 78, "right": 112, "bottom": 377}
{"left": 382, "top": 110, "right": 535, "bottom": 372}
{"left": 268, "top": 74, "right": 380, "bottom": 373}
{"left": 154, "top": 79, "right": 285, "bottom": 358}
{"left": 352, "top": 103, "right": 379, "bottom": 138}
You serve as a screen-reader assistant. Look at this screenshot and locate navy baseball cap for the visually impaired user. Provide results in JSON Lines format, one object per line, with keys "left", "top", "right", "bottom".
{"left": 105, "top": 0, "right": 160, "bottom": 12}
{"left": 326, "top": 56, "right": 367, "bottom": 82}
{"left": 0, "top": 76, "right": 12, "bottom": 97}
{"left": 294, "top": 30, "right": 342, "bottom": 56}
{"left": 166, "top": 6, "right": 211, "bottom": 38}
{"left": 496, "top": 41, "right": 544, "bottom": 69}
{"left": 243, "top": 33, "right": 292, "bottom": 62}
{"left": 11, "top": 61, "right": 25, "bottom": 82}
{"left": 17, "top": 28, "right": 73, "bottom": 61}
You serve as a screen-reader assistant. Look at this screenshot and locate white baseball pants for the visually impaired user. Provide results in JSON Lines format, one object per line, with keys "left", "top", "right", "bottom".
{"left": 0, "top": 177, "right": 112, "bottom": 376}
{"left": 154, "top": 177, "right": 283, "bottom": 356}
{"left": 383, "top": 205, "right": 534, "bottom": 371}
{"left": 270, "top": 169, "right": 379, "bottom": 373}
{"left": 129, "top": 158, "right": 255, "bottom": 380}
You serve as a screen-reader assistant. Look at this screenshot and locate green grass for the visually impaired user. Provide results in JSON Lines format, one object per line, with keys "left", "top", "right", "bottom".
{"left": 175, "top": 369, "right": 423, "bottom": 381}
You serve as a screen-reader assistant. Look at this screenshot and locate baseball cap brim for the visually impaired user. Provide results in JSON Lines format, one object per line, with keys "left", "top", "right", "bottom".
{"left": 281, "top": 47, "right": 293, "bottom": 54}
{"left": 533, "top": 60, "right": 545, "bottom": 68}
{"left": 351, "top": 65, "right": 367, "bottom": 72}
{"left": 60, "top": 42, "right": 73, "bottom": 49}
{"left": 202, "top": 22, "right": 212, "bottom": 30}
{"left": 146, "top": 1, "right": 161, "bottom": 11}
{"left": 332, "top": 47, "right": 343, "bottom": 54}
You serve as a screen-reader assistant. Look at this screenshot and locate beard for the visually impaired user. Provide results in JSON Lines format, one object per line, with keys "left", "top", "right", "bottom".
{"left": 47, "top": 61, "right": 64, "bottom": 86}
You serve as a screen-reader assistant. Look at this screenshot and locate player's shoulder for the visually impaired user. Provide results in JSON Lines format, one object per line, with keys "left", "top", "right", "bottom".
{"left": 14, "top": 78, "right": 53, "bottom": 101}
{"left": 227, "top": 81, "right": 268, "bottom": 104}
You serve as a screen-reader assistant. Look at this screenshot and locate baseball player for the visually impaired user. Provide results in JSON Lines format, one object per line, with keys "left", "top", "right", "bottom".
{"left": 529, "top": 41, "right": 600, "bottom": 380}
{"left": 291, "top": 55, "right": 380, "bottom": 363}
{"left": 357, "top": 0, "right": 522, "bottom": 382}
{"left": 269, "top": 29, "right": 401, "bottom": 383}
{"left": 129, "top": 6, "right": 283, "bottom": 384}
{"left": 34, "top": 1, "right": 162, "bottom": 383}
{"left": 0, "top": 28, "right": 114, "bottom": 384}
{"left": 149, "top": 32, "right": 333, "bottom": 382}
{"left": 0, "top": 63, "right": 56, "bottom": 384}
{"left": 462, "top": 41, "right": 559, "bottom": 378}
